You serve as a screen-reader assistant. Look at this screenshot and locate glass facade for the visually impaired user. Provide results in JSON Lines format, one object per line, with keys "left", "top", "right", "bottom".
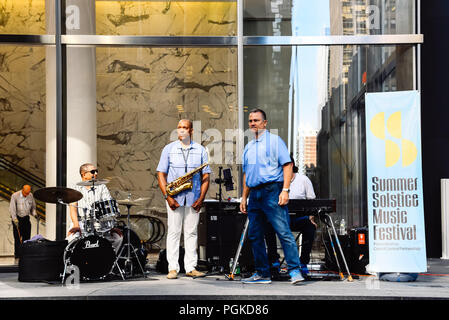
{"left": 0, "top": 0, "right": 421, "bottom": 263}
{"left": 244, "top": 0, "right": 415, "bottom": 36}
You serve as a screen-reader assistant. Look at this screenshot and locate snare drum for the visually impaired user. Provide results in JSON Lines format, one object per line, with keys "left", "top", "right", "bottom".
{"left": 64, "top": 235, "right": 116, "bottom": 281}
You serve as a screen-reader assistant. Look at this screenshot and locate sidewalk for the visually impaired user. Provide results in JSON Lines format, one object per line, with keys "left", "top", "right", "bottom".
{"left": 0, "top": 258, "right": 448, "bottom": 300}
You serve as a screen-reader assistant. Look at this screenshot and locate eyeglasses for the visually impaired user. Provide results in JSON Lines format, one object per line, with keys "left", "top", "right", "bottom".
{"left": 84, "top": 169, "right": 98, "bottom": 175}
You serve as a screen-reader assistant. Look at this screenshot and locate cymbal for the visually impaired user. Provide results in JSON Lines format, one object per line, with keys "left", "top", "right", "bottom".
{"left": 76, "top": 179, "right": 110, "bottom": 187}
{"left": 34, "top": 187, "right": 83, "bottom": 204}
{"left": 134, "top": 197, "right": 150, "bottom": 202}
{"left": 117, "top": 199, "right": 144, "bottom": 207}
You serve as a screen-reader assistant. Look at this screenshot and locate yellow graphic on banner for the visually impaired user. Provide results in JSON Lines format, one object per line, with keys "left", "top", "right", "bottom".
{"left": 370, "top": 111, "right": 417, "bottom": 167}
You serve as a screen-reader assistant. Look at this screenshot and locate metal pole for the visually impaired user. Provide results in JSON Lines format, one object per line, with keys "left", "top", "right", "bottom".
{"left": 237, "top": 0, "right": 244, "bottom": 196}
{"left": 55, "top": 0, "right": 67, "bottom": 241}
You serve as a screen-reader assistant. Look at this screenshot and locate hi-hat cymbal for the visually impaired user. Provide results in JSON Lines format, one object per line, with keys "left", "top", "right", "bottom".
{"left": 76, "top": 179, "right": 110, "bottom": 187}
{"left": 134, "top": 197, "right": 150, "bottom": 202}
{"left": 34, "top": 187, "right": 83, "bottom": 204}
{"left": 117, "top": 199, "right": 144, "bottom": 206}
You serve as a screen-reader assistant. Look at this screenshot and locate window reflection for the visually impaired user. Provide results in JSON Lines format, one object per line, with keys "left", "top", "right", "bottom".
{"left": 244, "top": 0, "right": 414, "bottom": 36}
{"left": 245, "top": 44, "right": 414, "bottom": 228}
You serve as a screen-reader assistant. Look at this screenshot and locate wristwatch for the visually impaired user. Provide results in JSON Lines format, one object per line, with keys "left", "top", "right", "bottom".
{"left": 282, "top": 188, "right": 290, "bottom": 193}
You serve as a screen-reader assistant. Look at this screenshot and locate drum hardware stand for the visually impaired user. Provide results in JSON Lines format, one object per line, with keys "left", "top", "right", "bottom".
{"left": 117, "top": 193, "right": 146, "bottom": 279}
{"left": 90, "top": 180, "right": 100, "bottom": 233}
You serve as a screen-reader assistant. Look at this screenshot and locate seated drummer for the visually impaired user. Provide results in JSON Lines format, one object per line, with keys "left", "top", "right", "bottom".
{"left": 67, "top": 163, "right": 123, "bottom": 252}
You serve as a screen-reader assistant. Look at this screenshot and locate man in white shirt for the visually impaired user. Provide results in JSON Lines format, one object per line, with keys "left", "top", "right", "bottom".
{"left": 9, "top": 185, "right": 37, "bottom": 261}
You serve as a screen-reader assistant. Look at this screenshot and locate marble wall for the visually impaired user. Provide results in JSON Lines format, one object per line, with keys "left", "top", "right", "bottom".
{"left": 0, "top": 46, "right": 46, "bottom": 177}
{"left": 0, "top": 0, "right": 46, "bottom": 34}
{"left": 95, "top": 2, "right": 239, "bottom": 216}
{"left": 96, "top": 46, "right": 238, "bottom": 214}
{"left": 96, "top": 1, "right": 237, "bottom": 36}
{"left": 0, "top": 0, "right": 47, "bottom": 258}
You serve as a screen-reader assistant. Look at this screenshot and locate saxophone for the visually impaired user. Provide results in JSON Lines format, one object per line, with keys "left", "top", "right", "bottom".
{"left": 166, "top": 162, "right": 209, "bottom": 196}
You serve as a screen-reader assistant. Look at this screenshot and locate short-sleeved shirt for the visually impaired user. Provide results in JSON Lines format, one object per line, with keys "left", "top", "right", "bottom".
{"left": 72, "top": 183, "right": 112, "bottom": 218}
{"left": 243, "top": 130, "right": 291, "bottom": 188}
{"left": 290, "top": 173, "right": 316, "bottom": 200}
{"left": 157, "top": 140, "right": 211, "bottom": 207}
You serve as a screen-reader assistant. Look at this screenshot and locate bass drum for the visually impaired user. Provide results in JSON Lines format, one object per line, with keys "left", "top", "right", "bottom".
{"left": 115, "top": 224, "right": 148, "bottom": 274}
{"left": 64, "top": 235, "right": 116, "bottom": 281}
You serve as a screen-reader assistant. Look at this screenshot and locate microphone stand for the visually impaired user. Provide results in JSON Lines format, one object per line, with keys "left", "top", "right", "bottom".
{"left": 207, "top": 167, "right": 225, "bottom": 274}
{"left": 215, "top": 166, "right": 224, "bottom": 205}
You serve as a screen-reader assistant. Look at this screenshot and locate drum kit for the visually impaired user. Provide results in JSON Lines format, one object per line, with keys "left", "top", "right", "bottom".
{"left": 34, "top": 178, "right": 149, "bottom": 283}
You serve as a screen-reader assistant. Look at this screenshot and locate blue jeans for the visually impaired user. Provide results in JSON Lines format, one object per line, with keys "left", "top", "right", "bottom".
{"left": 247, "top": 182, "right": 301, "bottom": 277}
{"left": 266, "top": 217, "right": 316, "bottom": 265}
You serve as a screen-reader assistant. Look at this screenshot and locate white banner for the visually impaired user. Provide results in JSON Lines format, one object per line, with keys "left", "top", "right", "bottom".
{"left": 365, "top": 91, "right": 427, "bottom": 273}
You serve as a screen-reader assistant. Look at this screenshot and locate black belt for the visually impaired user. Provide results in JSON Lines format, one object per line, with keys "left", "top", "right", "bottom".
{"left": 251, "top": 181, "right": 280, "bottom": 190}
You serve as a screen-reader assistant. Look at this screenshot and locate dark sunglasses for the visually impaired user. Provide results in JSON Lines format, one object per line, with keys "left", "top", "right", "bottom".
{"left": 85, "top": 169, "right": 98, "bottom": 175}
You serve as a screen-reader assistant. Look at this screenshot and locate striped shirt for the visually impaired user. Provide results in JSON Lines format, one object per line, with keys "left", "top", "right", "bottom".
{"left": 72, "top": 183, "right": 112, "bottom": 218}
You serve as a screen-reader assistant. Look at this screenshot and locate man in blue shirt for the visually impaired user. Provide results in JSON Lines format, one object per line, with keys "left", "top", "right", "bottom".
{"left": 266, "top": 155, "right": 317, "bottom": 278}
{"left": 240, "top": 109, "right": 304, "bottom": 284}
{"left": 157, "top": 119, "right": 211, "bottom": 279}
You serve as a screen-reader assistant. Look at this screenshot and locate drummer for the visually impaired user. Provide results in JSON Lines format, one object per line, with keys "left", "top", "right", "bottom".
{"left": 67, "top": 163, "right": 123, "bottom": 252}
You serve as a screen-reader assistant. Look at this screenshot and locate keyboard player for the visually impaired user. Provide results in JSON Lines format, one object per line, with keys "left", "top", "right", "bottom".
{"left": 266, "top": 155, "right": 316, "bottom": 277}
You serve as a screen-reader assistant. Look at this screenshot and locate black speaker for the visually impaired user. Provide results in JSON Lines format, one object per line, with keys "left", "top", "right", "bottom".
{"left": 323, "top": 233, "right": 350, "bottom": 273}
{"left": 199, "top": 201, "right": 254, "bottom": 272}
{"left": 19, "top": 240, "right": 67, "bottom": 282}
{"left": 347, "top": 227, "right": 369, "bottom": 275}
{"left": 323, "top": 228, "right": 369, "bottom": 275}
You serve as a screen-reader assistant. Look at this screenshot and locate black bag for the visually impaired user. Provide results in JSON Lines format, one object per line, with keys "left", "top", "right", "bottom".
{"left": 155, "top": 247, "right": 185, "bottom": 274}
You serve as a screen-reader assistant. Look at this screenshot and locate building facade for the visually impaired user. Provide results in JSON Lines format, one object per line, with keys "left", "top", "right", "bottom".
{"left": 0, "top": 0, "right": 447, "bottom": 260}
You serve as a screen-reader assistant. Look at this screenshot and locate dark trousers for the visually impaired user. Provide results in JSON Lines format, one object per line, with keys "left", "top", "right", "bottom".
{"left": 266, "top": 217, "right": 316, "bottom": 265}
{"left": 12, "top": 216, "right": 31, "bottom": 258}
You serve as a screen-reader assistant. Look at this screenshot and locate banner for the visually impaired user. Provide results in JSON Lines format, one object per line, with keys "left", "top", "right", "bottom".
{"left": 365, "top": 91, "right": 427, "bottom": 273}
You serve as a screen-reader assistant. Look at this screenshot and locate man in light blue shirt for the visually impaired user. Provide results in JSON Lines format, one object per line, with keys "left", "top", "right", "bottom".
{"left": 240, "top": 109, "right": 304, "bottom": 284}
{"left": 157, "top": 119, "right": 211, "bottom": 279}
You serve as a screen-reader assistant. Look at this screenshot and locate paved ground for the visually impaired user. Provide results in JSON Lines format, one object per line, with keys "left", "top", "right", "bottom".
{"left": 0, "top": 258, "right": 447, "bottom": 318}
{"left": 0, "top": 258, "right": 448, "bottom": 301}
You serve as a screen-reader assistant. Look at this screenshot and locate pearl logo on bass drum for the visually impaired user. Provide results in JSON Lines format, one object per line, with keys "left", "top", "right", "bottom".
{"left": 83, "top": 240, "right": 100, "bottom": 249}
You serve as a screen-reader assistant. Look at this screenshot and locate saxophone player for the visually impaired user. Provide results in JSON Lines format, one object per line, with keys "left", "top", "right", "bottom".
{"left": 157, "top": 119, "right": 211, "bottom": 279}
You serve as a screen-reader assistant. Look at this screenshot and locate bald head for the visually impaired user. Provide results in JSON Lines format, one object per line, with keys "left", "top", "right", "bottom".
{"left": 177, "top": 119, "right": 193, "bottom": 143}
{"left": 21, "top": 185, "right": 31, "bottom": 197}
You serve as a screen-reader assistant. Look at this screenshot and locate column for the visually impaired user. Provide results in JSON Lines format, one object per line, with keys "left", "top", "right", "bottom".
{"left": 46, "top": 0, "right": 97, "bottom": 239}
